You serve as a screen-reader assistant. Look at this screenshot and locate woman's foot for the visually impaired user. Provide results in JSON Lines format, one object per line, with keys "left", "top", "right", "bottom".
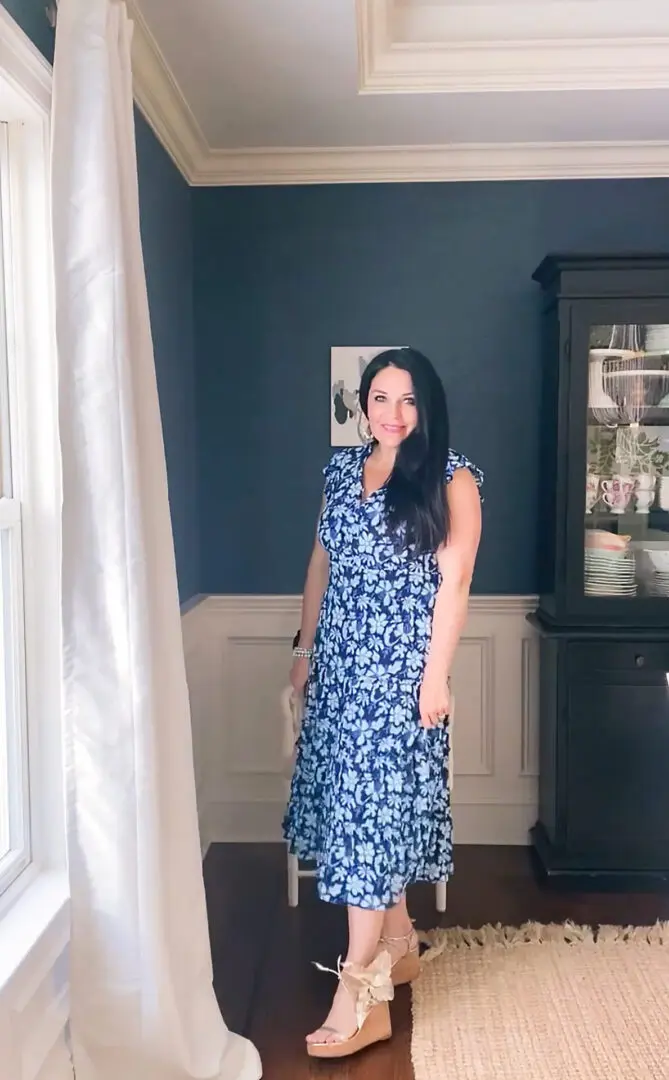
{"left": 305, "top": 953, "right": 394, "bottom": 1059}
{"left": 306, "top": 978, "right": 358, "bottom": 1045}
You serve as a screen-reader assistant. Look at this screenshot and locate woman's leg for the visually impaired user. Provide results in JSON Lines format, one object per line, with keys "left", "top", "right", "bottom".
{"left": 375, "top": 892, "right": 417, "bottom": 966}
{"left": 382, "top": 892, "right": 413, "bottom": 938}
{"left": 306, "top": 905, "right": 385, "bottom": 1045}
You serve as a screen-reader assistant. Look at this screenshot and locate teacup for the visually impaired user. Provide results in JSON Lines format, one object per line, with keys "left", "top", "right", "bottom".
{"left": 636, "top": 473, "right": 655, "bottom": 492}
{"left": 601, "top": 476, "right": 634, "bottom": 514}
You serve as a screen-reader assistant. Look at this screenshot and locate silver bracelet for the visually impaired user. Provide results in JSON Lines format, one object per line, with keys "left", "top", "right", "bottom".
{"left": 293, "top": 645, "right": 313, "bottom": 660}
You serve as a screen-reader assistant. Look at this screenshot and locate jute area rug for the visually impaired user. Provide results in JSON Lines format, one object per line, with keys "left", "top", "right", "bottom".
{"left": 412, "top": 921, "right": 669, "bottom": 1080}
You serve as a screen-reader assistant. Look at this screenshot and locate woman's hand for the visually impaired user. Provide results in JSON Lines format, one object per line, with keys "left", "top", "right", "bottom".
{"left": 290, "top": 656, "right": 310, "bottom": 695}
{"left": 418, "top": 667, "right": 451, "bottom": 729}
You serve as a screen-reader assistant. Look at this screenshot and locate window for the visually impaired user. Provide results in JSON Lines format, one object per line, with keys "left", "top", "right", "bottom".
{"left": 0, "top": 33, "right": 64, "bottom": 914}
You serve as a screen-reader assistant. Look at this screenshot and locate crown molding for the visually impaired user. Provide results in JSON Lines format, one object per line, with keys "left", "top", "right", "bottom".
{"left": 127, "top": 1, "right": 208, "bottom": 182}
{"left": 0, "top": 3, "right": 51, "bottom": 115}
{"left": 357, "top": 0, "right": 669, "bottom": 94}
{"left": 362, "top": 38, "right": 669, "bottom": 95}
{"left": 118, "top": 1, "right": 669, "bottom": 186}
{"left": 356, "top": 0, "right": 391, "bottom": 94}
{"left": 189, "top": 141, "right": 669, "bottom": 187}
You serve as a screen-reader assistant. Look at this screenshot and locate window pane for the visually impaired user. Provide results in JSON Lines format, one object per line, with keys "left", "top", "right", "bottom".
{"left": 0, "top": 641, "right": 6, "bottom": 860}
{"left": 0, "top": 523, "right": 29, "bottom": 885}
{"left": 0, "top": 125, "right": 12, "bottom": 499}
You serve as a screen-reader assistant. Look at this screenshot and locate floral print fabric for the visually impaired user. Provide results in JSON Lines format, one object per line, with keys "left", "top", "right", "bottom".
{"left": 283, "top": 444, "right": 483, "bottom": 909}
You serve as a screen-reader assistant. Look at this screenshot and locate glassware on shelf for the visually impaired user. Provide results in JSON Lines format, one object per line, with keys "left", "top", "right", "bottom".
{"left": 584, "top": 322, "right": 669, "bottom": 600}
{"left": 588, "top": 350, "right": 618, "bottom": 426}
{"left": 588, "top": 324, "right": 669, "bottom": 428}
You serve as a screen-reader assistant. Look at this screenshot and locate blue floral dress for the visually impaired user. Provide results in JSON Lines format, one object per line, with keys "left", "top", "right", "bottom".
{"left": 282, "top": 444, "right": 483, "bottom": 910}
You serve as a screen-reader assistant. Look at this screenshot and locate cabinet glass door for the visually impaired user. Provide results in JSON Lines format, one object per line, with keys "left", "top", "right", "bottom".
{"left": 585, "top": 323, "right": 669, "bottom": 598}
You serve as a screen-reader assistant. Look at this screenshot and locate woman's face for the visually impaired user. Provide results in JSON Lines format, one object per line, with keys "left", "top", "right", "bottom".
{"left": 366, "top": 365, "right": 418, "bottom": 449}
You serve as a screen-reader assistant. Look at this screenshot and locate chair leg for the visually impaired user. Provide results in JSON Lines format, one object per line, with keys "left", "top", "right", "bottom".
{"left": 287, "top": 851, "right": 299, "bottom": 907}
{"left": 435, "top": 878, "right": 447, "bottom": 913}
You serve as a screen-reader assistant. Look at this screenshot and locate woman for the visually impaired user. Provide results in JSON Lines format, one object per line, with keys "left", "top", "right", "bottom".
{"left": 283, "top": 347, "right": 483, "bottom": 1059}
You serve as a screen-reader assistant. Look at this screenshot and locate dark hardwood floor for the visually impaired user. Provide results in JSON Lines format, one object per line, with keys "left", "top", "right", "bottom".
{"left": 203, "top": 844, "right": 669, "bottom": 1080}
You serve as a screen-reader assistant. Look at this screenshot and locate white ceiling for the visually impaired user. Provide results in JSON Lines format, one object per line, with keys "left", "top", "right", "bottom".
{"left": 129, "top": 0, "right": 669, "bottom": 184}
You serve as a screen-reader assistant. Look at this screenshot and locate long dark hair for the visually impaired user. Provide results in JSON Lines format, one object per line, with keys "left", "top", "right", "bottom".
{"left": 359, "top": 347, "right": 450, "bottom": 554}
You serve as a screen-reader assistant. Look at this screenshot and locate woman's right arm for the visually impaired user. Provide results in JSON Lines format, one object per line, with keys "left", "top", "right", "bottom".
{"left": 289, "top": 499, "right": 329, "bottom": 693}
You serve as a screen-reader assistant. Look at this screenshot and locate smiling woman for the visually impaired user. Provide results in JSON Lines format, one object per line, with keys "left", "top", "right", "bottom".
{"left": 284, "top": 346, "right": 484, "bottom": 1059}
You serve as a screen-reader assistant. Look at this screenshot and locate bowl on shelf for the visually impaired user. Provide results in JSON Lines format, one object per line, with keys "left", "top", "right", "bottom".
{"left": 642, "top": 548, "right": 669, "bottom": 572}
{"left": 648, "top": 570, "right": 669, "bottom": 597}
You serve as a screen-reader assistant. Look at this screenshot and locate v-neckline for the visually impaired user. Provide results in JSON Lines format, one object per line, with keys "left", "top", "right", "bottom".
{"left": 358, "top": 444, "right": 389, "bottom": 504}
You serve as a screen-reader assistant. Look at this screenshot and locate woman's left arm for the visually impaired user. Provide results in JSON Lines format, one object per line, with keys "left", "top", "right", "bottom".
{"left": 419, "top": 468, "right": 482, "bottom": 729}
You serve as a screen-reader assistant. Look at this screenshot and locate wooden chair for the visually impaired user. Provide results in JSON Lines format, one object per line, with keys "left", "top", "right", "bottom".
{"left": 282, "top": 685, "right": 453, "bottom": 912}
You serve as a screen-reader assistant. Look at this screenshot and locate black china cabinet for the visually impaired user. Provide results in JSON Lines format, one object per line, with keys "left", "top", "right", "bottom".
{"left": 529, "top": 254, "right": 669, "bottom": 887}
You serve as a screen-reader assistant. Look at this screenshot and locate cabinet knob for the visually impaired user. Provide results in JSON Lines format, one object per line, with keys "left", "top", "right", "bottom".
{"left": 635, "top": 654, "right": 645, "bottom": 667}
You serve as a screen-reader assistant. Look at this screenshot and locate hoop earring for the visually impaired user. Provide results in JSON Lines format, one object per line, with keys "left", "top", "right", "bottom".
{"left": 358, "top": 416, "right": 373, "bottom": 444}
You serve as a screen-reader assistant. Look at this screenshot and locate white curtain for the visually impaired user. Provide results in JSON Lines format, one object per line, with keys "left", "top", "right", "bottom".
{"left": 50, "top": 3, "right": 261, "bottom": 1079}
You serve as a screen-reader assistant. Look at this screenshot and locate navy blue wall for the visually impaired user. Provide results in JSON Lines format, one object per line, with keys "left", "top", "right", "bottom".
{"left": 2, "top": 1, "right": 200, "bottom": 603}
{"left": 1, "top": 0, "right": 53, "bottom": 61}
{"left": 9, "top": 2, "right": 669, "bottom": 599}
{"left": 135, "top": 113, "right": 199, "bottom": 603}
{"left": 193, "top": 179, "right": 669, "bottom": 596}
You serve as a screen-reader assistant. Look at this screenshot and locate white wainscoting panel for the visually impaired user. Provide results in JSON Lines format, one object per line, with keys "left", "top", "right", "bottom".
{"left": 186, "top": 595, "right": 540, "bottom": 849}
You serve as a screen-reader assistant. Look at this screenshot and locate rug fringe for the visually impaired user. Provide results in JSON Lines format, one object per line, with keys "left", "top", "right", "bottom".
{"left": 417, "top": 919, "right": 669, "bottom": 962}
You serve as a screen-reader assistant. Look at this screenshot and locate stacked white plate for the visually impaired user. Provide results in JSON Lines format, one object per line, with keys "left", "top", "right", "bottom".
{"left": 584, "top": 549, "right": 637, "bottom": 596}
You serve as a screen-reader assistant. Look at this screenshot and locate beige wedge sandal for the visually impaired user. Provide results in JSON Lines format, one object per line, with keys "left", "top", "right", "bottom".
{"left": 306, "top": 950, "right": 394, "bottom": 1059}
{"left": 380, "top": 925, "right": 421, "bottom": 986}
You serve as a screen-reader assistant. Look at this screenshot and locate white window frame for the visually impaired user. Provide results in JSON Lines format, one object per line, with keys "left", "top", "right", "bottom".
{"left": 0, "top": 120, "right": 33, "bottom": 898}
{"left": 0, "top": 8, "right": 64, "bottom": 928}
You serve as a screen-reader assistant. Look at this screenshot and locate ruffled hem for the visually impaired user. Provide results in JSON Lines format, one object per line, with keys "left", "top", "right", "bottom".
{"left": 318, "top": 867, "right": 454, "bottom": 910}
{"left": 283, "top": 828, "right": 453, "bottom": 910}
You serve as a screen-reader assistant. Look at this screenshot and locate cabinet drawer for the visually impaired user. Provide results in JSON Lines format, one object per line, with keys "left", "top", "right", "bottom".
{"left": 568, "top": 642, "right": 669, "bottom": 677}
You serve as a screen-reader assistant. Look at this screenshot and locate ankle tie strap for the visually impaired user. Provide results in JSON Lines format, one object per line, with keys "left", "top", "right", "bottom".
{"left": 313, "top": 951, "right": 394, "bottom": 1031}
{"left": 380, "top": 922, "right": 418, "bottom": 946}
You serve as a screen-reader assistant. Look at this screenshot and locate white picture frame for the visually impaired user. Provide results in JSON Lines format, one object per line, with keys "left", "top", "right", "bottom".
{"left": 330, "top": 346, "right": 402, "bottom": 446}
